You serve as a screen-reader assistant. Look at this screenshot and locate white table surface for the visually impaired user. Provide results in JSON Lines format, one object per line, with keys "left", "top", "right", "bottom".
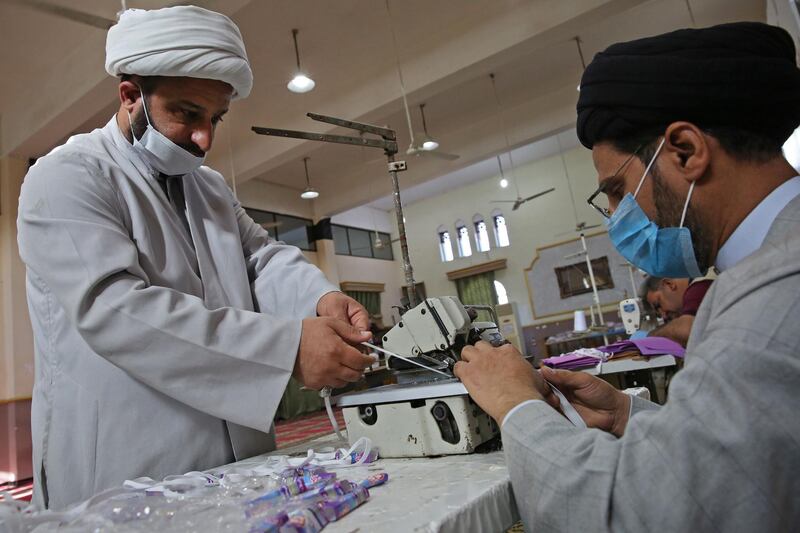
{"left": 220, "top": 433, "right": 519, "bottom": 533}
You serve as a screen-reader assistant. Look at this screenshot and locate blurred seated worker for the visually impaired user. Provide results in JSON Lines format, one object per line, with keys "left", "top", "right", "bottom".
{"left": 455, "top": 22, "right": 800, "bottom": 532}
{"left": 640, "top": 272, "right": 714, "bottom": 346}
{"left": 17, "top": 6, "right": 373, "bottom": 510}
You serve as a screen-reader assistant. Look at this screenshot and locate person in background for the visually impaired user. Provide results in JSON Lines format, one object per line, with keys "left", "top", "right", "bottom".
{"left": 640, "top": 272, "right": 714, "bottom": 346}
{"left": 17, "top": 6, "right": 373, "bottom": 510}
{"left": 455, "top": 22, "right": 800, "bottom": 532}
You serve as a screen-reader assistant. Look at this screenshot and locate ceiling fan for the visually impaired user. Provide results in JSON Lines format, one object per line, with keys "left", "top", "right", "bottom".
{"left": 485, "top": 73, "right": 555, "bottom": 211}
{"left": 491, "top": 186, "right": 556, "bottom": 211}
{"left": 405, "top": 104, "right": 459, "bottom": 161}
{"left": 1, "top": 0, "right": 211, "bottom": 30}
{"left": 555, "top": 220, "right": 601, "bottom": 237}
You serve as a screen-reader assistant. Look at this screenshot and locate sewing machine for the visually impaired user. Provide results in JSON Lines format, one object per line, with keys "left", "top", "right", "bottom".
{"left": 336, "top": 296, "right": 503, "bottom": 457}
{"left": 252, "top": 115, "right": 502, "bottom": 457}
{"left": 619, "top": 298, "right": 641, "bottom": 335}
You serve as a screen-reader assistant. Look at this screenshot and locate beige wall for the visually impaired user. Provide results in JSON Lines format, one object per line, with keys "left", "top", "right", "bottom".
{"left": 330, "top": 206, "right": 402, "bottom": 324}
{"left": 0, "top": 156, "right": 34, "bottom": 401}
{"left": 395, "top": 144, "right": 603, "bottom": 327}
{"left": 335, "top": 254, "right": 402, "bottom": 326}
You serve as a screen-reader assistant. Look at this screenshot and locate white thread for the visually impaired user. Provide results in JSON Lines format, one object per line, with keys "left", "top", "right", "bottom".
{"left": 321, "top": 386, "right": 345, "bottom": 440}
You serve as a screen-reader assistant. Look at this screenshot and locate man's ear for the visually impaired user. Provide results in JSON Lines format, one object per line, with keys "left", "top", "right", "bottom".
{"left": 119, "top": 80, "right": 142, "bottom": 114}
{"left": 663, "top": 121, "right": 710, "bottom": 184}
{"left": 662, "top": 278, "right": 678, "bottom": 292}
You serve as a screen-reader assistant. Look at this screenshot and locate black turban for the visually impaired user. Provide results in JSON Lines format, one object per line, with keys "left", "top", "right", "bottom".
{"left": 576, "top": 22, "right": 800, "bottom": 149}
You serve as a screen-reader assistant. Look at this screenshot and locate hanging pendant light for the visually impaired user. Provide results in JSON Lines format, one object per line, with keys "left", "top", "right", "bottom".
{"left": 287, "top": 29, "right": 315, "bottom": 94}
{"left": 497, "top": 156, "right": 509, "bottom": 188}
{"left": 490, "top": 73, "right": 521, "bottom": 197}
{"left": 574, "top": 36, "right": 586, "bottom": 92}
{"left": 373, "top": 231, "right": 385, "bottom": 249}
{"left": 300, "top": 157, "right": 319, "bottom": 199}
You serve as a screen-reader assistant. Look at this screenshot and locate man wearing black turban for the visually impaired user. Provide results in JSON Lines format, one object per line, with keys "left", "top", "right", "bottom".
{"left": 455, "top": 22, "right": 800, "bottom": 531}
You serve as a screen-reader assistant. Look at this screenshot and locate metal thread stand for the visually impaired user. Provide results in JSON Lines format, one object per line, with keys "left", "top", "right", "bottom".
{"left": 565, "top": 232, "right": 609, "bottom": 344}
{"left": 252, "top": 113, "right": 419, "bottom": 307}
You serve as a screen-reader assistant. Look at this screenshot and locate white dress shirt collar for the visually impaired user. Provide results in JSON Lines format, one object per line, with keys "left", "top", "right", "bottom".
{"left": 715, "top": 176, "right": 800, "bottom": 272}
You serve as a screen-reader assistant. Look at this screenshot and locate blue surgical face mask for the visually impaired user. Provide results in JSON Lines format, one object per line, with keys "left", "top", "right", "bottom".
{"left": 127, "top": 89, "right": 205, "bottom": 176}
{"left": 605, "top": 138, "right": 702, "bottom": 279}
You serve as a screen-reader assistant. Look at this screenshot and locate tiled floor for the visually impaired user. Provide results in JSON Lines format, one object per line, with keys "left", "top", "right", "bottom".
{"left": 0, "top": 480, "right": 33, "bottom": 502}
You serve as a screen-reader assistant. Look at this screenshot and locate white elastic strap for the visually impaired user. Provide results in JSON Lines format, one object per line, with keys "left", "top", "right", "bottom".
{"left": 633, "top": 138, "right": 666, "bottom": 199}
{"left": 547, "top": 382, "right": 588, "bottom": 429}
{"left": 679, "top": 181, "right": 696, "bottom": 228}
{"left": 137, "top": 87, "right": 152, "bottom": 125}
{"left": 126, "top": 109, "right": 136, "bottom": 141}
{"left": 124, "top": 473, "right": 209, "bottom": 497}
{"left": 346, "top": 437, "right": 372, "bottom": 466}
{"left": 321, "top": 386, "right": 345, "bottom": 441}
{"left": 332, "top": 437, "right": 372, "bottom": 468}
{"left": 123, "top": 477, "right": 157, "bottom": 490}
{"left": 307, "top": 437, "right": 373, "bottom": 469}
{"left": 562, "top": 348, "right": 608, "bottom": 373}
{"left": 585, "top": 349, "right": 608, "bottom": 374}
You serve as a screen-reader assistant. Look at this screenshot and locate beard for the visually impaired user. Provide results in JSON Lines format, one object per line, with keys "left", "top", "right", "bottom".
{"left": 650, "top": 164, "right": 713, "bottom": 273}
{"left": 130, "top": 105, "right": 149, "bottom": 142}
{"left": 130, "top": 101, "right": 205, "bottom": 157}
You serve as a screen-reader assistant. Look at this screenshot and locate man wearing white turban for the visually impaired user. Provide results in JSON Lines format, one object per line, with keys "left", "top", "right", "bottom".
{"left": 17, "top": 6, "right": 373, "bottom": 510}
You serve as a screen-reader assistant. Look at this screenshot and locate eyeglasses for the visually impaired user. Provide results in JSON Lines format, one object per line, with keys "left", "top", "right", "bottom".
{"left": 586, "top": 146, "right": 642, "bottom": 219}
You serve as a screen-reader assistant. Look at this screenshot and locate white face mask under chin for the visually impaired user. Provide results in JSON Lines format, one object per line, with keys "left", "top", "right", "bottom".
{"left": 127, "top": 91, "right": 205, "bottom": 176}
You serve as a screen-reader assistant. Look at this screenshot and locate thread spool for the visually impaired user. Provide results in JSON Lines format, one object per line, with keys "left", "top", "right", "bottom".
{"left": 573, "top": 309, "right": 588, "bottom": 332}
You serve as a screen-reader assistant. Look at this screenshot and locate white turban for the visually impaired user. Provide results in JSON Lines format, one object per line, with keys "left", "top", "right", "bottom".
{"left": 105, "top": 5, "right": 252, "bottom": 99}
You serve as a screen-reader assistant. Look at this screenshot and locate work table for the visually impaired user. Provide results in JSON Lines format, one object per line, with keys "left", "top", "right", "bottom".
{"left": 220, "top": 433, "right": 520, "bottom": 532}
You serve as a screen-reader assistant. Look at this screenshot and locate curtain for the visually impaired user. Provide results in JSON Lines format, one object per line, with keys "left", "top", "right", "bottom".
{"left": 346, "top": 290, "right": 381, "bottom": 317}
{"left": 455, "top": 272, "right": 497, "bottom": 321}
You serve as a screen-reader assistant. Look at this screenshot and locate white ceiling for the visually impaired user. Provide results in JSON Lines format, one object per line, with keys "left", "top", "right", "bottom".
{"left": 0, "top": 0, "right": 766, "bottom": 216}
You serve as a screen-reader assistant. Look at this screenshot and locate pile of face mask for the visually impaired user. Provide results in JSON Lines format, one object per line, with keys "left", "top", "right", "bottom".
{"left": 0, "top": 439, "right": 385, "bottom": 533}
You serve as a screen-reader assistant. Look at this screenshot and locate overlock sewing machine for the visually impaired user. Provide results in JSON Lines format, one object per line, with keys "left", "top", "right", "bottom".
{"left": 252, "top": 114, "right": 506, "bottom": 457}
{"left": 336, "top": 296, "right": 504, "bottom": 457}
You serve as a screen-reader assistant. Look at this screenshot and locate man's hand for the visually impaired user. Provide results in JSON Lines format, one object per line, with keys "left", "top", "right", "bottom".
{"left": 539, "top": 366, "right": 631, "bottom": 437}
{"left": 454, "top": 341, "right": 548, "bottom": 424}
{"left": 649, "top": 314, "right": 694, "bottom": 347}
{"left": 294, "top": 317, "right": 374, "bottom": 389}
{"left": 316, "top": 291, "right": 370, "bottom": 333}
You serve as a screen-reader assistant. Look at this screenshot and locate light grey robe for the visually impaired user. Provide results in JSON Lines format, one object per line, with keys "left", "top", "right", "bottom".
{"left": 502, "top": 195, "right": 800, "bottom": 532}
{"left": 17, "top": 117, "right": 337, "bottom": 510}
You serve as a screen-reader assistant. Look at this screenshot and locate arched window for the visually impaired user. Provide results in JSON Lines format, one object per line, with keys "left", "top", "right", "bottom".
{"left": 437, "top": 225, "right": 454, "bottom": 262}
{"left": 455, "top": 220, "right": 472, "bottom": 257}
{"left": 472, "top": 213, "right": 491, "bottom": 253}
{"left": 491, "top": 208, "right": 510, "bottom": 247}
{"left": 494, "top": 280, "right": 509, "bottom": 305}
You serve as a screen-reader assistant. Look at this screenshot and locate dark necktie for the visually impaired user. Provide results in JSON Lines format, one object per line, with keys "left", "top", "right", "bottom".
{"left": 156, "top": 174, "right": 192, "bottom": 239}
